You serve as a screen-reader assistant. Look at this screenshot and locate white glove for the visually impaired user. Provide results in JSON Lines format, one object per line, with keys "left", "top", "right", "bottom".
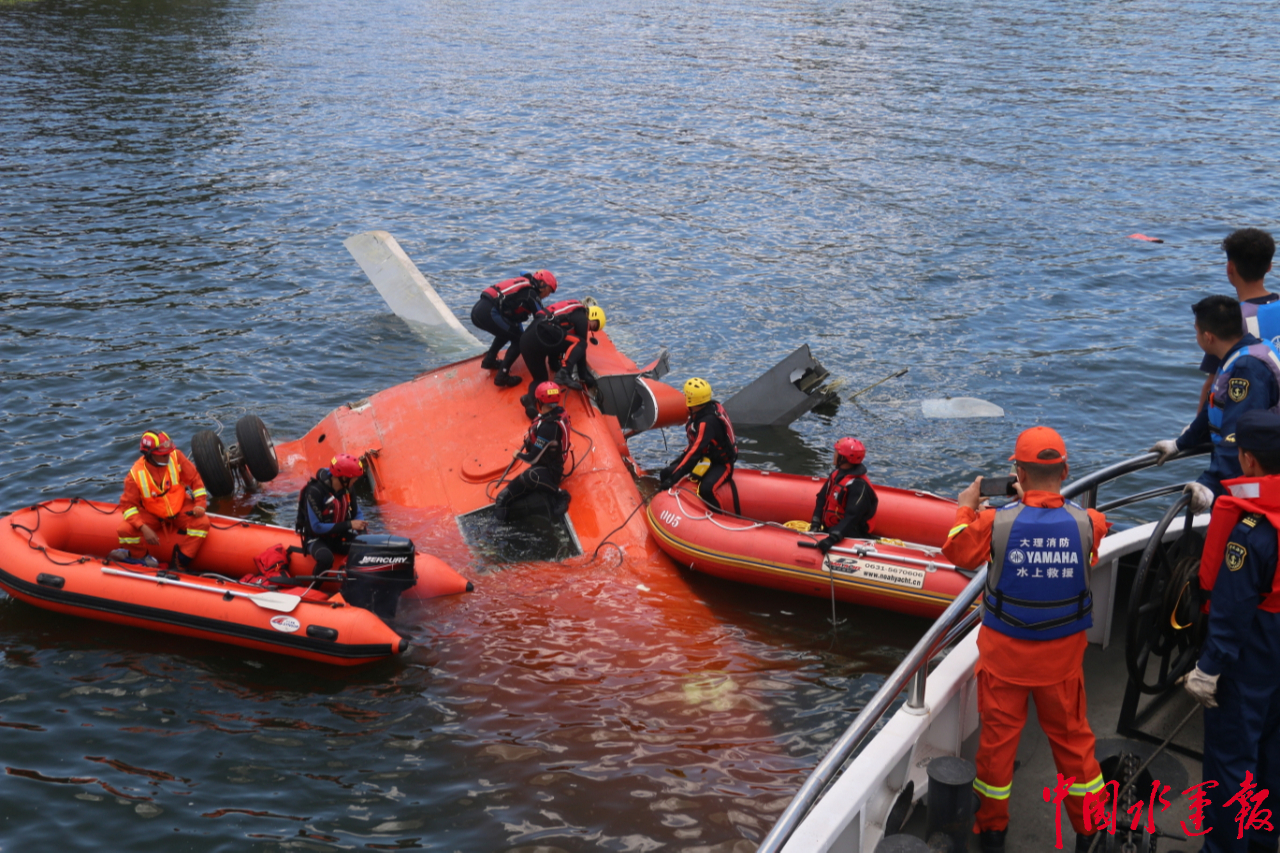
{"left": 1181, "top": 664, "right": 1219, "bottom": 708}
{"left": 1184, "top": 481, "right": 1215, "bottom": 513}
{"left": 1150, "top": 440, "right": 1179, "bottom": 465}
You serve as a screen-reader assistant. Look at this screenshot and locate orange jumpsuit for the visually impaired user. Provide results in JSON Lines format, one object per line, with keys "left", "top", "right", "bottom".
{"left": 116, "top": 451, "right": 210, "bottom": 561}
{"left": 942, "top": 490, "right": 1109, "bottom": 836}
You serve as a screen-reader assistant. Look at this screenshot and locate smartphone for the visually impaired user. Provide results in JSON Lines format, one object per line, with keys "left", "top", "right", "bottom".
{"left": 979, "top": 475, "right": 1017, "bottom": 497}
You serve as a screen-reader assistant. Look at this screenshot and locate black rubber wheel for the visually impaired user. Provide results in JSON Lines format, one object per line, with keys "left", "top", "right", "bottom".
{"left": 191, "top": 430, "right": 236, "bottom": 498}
{"left": 1124, "top": 493, "right": 1206, "bottom": 694}
{"left": 235, "top": 414, "right": 279, "bottom": 482}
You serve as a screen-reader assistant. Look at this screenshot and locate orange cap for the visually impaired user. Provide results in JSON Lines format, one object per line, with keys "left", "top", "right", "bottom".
{"left": 1009, "top": 426, "right": 1068, "bottom": 464}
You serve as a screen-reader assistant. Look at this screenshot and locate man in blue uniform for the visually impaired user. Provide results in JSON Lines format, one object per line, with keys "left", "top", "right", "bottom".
{"left": 1197, "top": 229, "right": 1278, "bottom": 409}
{"left": 1183, "top": 409, "right": 1280, "bottom": 853}
{"left": 1152, "top": 295, "right": 1280, "bottom": 511}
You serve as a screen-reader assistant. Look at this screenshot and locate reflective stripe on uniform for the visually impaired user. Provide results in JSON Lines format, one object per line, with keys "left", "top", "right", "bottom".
{"left": 122, "top": 507, "right": 139, "bottom": 519}
{"left": 185, "top": 529, "right": 207, "bottom": 539}
{"left": 948, "top": 523, "right": 969, "bottom": 539}
{"left": 118, "top": 536, "right": 141, "bottom": 545}
{"left": 192, "top": 488, "right": 208, "bottom": 499}
{"left": 1069, "top": 774, "right": 1105, "bottom": 796}
{"left": 973, "top": 777, "right": 1011, "bottom": 800}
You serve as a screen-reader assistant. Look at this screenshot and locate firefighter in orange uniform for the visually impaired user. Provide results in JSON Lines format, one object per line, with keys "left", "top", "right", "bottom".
{"left": 942, "top": 426, "right": 1108, "bottom": 853}
{"left": 110, "top": 430, "right": 211, "bottom": 570}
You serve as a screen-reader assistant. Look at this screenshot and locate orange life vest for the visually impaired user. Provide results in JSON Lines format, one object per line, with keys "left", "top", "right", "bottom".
{"left": 1199, "top": 475, "right": 1280, "bottom": 613}
{"left": 129, "top": 455, "right": 188, "bottom": 519}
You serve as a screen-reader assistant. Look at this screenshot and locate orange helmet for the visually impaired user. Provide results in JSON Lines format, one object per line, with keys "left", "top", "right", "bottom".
{"left": 530, "top": 270, "right": 558, "bottom": 293}
{"left": 139, "top": 431, "right": 174, "bottom": 457}
{"left": 834, "top": 437, "right": 866, "bottom": 465}
{"left": 534, "top": 381, "right": 564, "bottom": 405}
{"left": 330, "top": 453, "right": 364, "bottom": 478}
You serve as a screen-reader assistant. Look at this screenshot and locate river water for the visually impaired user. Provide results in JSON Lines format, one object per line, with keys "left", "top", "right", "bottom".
{"left": 2, "top": 0, "right": 1279, "bottom": 850}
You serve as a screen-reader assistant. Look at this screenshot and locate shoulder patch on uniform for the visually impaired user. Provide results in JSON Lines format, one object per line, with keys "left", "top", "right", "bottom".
{"left": 1228, "top": 377, "right": 1250, "bottom": 402}
{"left": 1226, "top": 541, "right": 1248, "bottom": 572}
{"left": 1242, "top": 513, "right": 1262, "bottom": 528}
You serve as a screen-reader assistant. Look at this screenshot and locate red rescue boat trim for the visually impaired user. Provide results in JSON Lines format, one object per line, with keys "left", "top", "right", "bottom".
{"left": 645, "top": 503, "right": 963, "bottom": 611}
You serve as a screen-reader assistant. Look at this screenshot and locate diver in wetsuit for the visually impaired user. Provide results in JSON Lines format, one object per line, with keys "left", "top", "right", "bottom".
{"left": 470, "top": 270, "right": 557, "bottom": 388}
{"left": 518, "top": 301, "right": 605, "bottom": 418}
{"left": 494, "top": 382, "right": 572, "bottom": 521}
{"left": 295, "top": 453, "right": 369, "bottom": 574}
{"left": 658, "top": 378, "right": 739, "bottom": 513}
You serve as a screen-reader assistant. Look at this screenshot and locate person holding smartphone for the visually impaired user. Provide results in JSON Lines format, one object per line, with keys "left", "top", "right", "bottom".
{"left": 942, "top": 426, "right": 1110, "bottom": 853}
{"left": 809, "top": 437, "right": 878, "bottom": 554}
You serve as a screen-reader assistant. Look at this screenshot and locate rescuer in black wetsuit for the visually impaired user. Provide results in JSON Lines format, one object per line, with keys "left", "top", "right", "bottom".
{"left": 494, "top": 381, "right": 572, "bottom": 521}
{"left": 470, "top": 270, "right": 557, "bottom": 388}
{"left": 295, "top": 453, "right": 369, "bottom": 574}
{"left": 518, "top": 301, "right": 605, "bottom": 418}
{"left": 810, "top": 437, "right": 879, "bottom": 554}
{"left": 657, "top": 378, "right": 739, "bottom": 513}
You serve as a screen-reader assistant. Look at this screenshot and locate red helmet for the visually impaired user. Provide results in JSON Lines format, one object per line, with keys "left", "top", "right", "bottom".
{"left": 330, "top": 453, "right": 364, "bottom": 478}
{"left": 534, "top": 381, "right": 564, "bottom": 405}
{"left": 140, "top": 430, "right": 174, "bottom": 457}
{"left": 834, "top": 437, "right": 866, "bottom": 465}
{"left": 531, "top": 270, "right": 558, "bottom": 293}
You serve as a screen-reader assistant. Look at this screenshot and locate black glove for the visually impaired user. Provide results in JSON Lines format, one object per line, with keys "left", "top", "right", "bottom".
{"left": 657, "top": 466, "right": 675, "bottom": 490}
{"left": 517, "top": 451, "right": 534, "bottom": 463}
{"left": 816, "top": 534, "right": 840, "bottom": 554}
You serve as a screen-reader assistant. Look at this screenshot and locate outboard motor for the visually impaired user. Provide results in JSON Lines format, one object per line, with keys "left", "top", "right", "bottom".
{"left": 341, "top": 534, "right": 417, "bottom": 619}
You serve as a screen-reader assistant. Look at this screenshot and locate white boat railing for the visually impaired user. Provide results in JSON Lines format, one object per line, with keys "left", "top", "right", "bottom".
{"left": 755, "top": 446, "right": 1209, "bottom": 853}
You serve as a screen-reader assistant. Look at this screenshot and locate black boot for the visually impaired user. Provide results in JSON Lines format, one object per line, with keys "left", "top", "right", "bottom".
{"left": 480, "top": 354, "right": 500, "bottom": 370}
{"left": 1075, "top": 832, "right": 1099, "bottom": 852}
{"left": 978, "top": 829, "right": 1007, "bottom": 853}
{"left": 553, "top": 367, "right": 583, "bottom": 391}
{"left": 494, "top": 370, "right": 521, "bottom": 388}
{"left": 493, "top": 492, "right": 512, "bottom": 523}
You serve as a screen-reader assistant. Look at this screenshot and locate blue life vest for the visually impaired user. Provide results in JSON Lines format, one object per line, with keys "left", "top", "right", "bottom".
{"left": 1208, "top": 341, "right": 1280, "bottom": 445}
{"left": 983, "top": 501, "right": 1094, "bottom": 641}
{"left": 1242, "top": 300, "right": 1280, "bottom": 350}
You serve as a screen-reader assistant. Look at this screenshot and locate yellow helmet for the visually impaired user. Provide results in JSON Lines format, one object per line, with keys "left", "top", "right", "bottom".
{"left": 683, "top": 377, "right": 712, "bottom": 407}
{"left": 588, "top": 305, "right": 606, "bottom": 331}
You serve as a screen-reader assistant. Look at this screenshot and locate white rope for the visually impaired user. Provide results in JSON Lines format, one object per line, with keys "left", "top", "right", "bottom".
{"left": 667, "top": 487, "right": 831, "bottom": 538}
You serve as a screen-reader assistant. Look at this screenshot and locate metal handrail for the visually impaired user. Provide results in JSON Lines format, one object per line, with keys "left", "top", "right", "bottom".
{"left": 756, "top": 568, "right": 988, "bottom": 853}
{"left": 755, "top": 445, "right": 1212, "bottom": 853}
{"left": 1062, "top": 445, "right": 1210, "bottom": 507}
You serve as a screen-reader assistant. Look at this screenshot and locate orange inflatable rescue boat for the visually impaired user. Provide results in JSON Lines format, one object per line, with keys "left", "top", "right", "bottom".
{"left": 645, "top": 470, "right": 973, "bottom": 619}
{"left": 0, "top": 498, "right": 468, "bottom": 665}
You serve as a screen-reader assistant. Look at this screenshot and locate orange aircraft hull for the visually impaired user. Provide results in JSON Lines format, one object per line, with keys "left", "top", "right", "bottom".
{"left": 273, "top": 331, "right": 680, "bottom": 570}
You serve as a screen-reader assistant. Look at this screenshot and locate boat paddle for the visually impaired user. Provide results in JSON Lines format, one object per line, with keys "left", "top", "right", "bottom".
{"left": 102, "top": 567, "right": 302, "bottom": 613}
